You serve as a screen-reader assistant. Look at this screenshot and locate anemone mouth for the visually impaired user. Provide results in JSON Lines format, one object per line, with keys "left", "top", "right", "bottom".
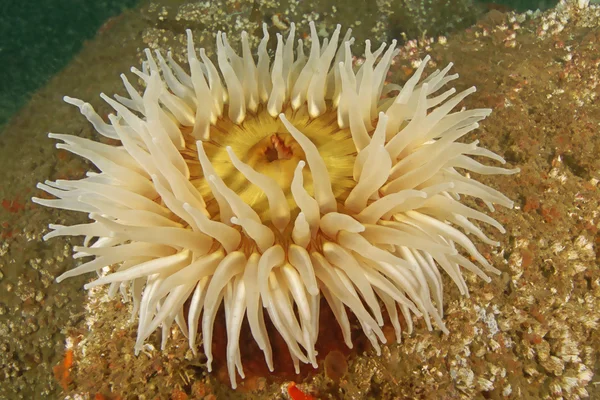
{"left": 32, "top": 21, "right": 519, "bottom": 389}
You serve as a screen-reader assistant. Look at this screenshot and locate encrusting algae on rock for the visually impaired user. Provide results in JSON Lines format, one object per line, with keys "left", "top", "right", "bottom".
{"left": 32, "top": 21, "right": 518, "bottom": 388}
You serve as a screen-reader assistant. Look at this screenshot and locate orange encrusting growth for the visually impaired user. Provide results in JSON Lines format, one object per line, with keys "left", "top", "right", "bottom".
{"left": 53, "top": 349, "right": 74, "bottom": 391}
{"left": 287, "top": 382, "right": 316, "bottom": 400}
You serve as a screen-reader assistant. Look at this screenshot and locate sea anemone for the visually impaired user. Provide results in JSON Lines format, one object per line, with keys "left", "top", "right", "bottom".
{"left": 33, "top": 22, "right": 518, "bottom": 388}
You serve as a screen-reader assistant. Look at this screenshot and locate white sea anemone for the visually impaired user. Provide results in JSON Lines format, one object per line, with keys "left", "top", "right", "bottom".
{"left": 33, "top": 22, "right": 518, "bottom": 388}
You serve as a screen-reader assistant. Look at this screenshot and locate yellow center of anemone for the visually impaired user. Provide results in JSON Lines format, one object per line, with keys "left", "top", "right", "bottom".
{"left": 185, "top": 106, "right": 357, "bottom": 225}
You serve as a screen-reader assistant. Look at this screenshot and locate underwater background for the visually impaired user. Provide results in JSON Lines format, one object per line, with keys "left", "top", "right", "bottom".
{"left": 1, "top": 0, "right": 599, "bottom": 399}
{"left": 0, "top": 0, "right": 558, "bottom": 130}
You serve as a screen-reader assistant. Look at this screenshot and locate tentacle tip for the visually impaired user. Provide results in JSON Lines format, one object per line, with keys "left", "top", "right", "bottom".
{"left": 308, "top": 286, "right": 320, "bottom": 297}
